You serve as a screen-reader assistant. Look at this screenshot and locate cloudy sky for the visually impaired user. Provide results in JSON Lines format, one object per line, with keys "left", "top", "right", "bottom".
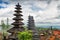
{"left": 0, "top": 0, "right": 60, "bottom": 26}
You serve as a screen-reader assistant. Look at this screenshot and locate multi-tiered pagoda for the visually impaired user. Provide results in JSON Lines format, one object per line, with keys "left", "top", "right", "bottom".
{"left": 7, "top": 3, "right": 24, "bottom": 40}
{"left": 27, "top": 15, "right": 39, "bottom": 40}
{"left": 28, "top": 15, "right": 35, "bottom": 30}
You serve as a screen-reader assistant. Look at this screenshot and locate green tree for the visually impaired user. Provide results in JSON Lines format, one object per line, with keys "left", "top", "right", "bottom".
{"left": 1, "top": 18, "right": 10, "bottom": 31}
{"left": 1, "top": 19, "right": 9, "bottom": 38}
{"left": 17, "top": 30, "right": 32, "bottom": 40}
{"left": 1, "top": 20, "right": 6, "bottom": 31}
{"left": 1, "top": 20, "right": 6, "bottom": 39}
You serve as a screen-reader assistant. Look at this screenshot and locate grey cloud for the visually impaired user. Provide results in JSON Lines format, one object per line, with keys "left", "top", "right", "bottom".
{"left": 54, "top": 15, "right": 60, "bottom": 19}
{"left": 1, "top": 0, "right": 59, "bottom": 25}
{"left": 2, "top": 0, "right": 52, "bottom": 4}
{"left": 35, "top": 14, "right": 60, "bottom": 21}
{"left": 44, "top": 16, "right": 60, "bottom": 20}
{"left": 0, "top": 11, "right": 13, "bottom": 17}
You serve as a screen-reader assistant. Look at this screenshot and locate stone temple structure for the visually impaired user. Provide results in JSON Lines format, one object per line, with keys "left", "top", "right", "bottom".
{"left": 27, "top": 15, "right": 39, "bottom": 40}
{"left": 7, "top": 3, "right": 25, "bottom": 40}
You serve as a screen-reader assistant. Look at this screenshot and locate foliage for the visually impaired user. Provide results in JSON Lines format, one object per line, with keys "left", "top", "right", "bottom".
{"left": 1, "top": 20, "right": 10, "bottom": 38}
{"left": 17, "top": 30, "right": 32, "bottom": 40}
{"left": 1, "top": 21, "right": 6, "bottom": 30}
{"left": 1, "top": 19, "right": 10, "bottom": 31}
